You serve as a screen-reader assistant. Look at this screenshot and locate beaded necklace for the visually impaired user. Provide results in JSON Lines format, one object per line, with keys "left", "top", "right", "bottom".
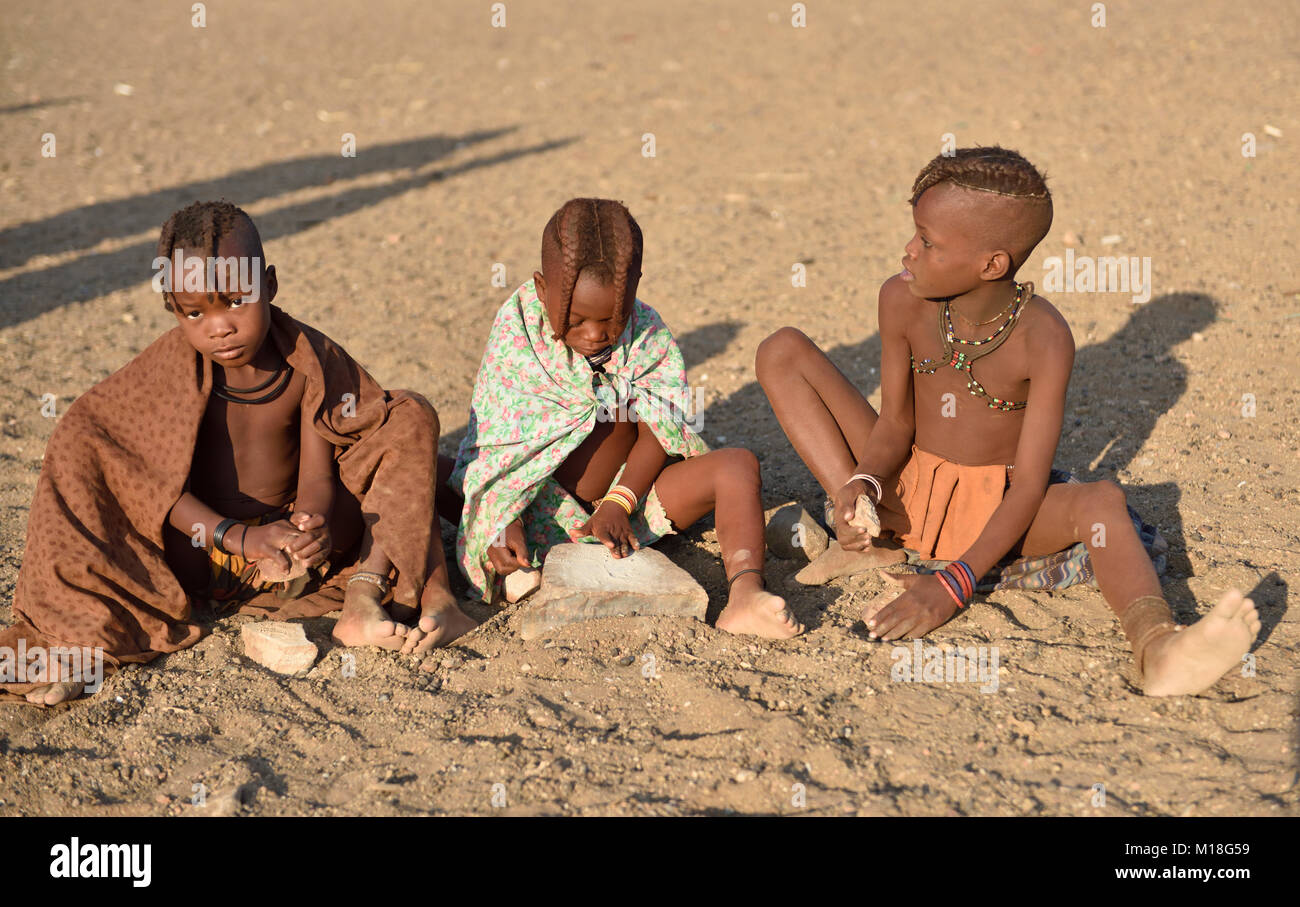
{"left": 910, "top": 281, "right": 1030, "bottom": 412}
{"left": 952, "top": 292, "right": 1016, "bottom": 326}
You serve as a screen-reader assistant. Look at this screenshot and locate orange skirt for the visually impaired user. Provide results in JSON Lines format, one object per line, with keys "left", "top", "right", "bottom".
{"left": 877, "top": 446, "right": 1012, "bottom": 561}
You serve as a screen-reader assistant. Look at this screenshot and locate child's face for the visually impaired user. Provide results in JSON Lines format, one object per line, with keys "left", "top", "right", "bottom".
{"left": 538, "top": 268, "right": 639, "bottom": 356}
{"left": 168, "top": 234, "right": 277, "bottom": 368}
{"left": 900, "top": 183, "right": 990, "bottom": 299}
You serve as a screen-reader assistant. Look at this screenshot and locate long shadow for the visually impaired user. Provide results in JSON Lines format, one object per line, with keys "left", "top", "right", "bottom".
{"left": 1061, "top": 292, "right": 1217, "bottom": 614}
{"left": 675, "top": 320, "right": 743, "bottom": 366}
{"left": 0, "top": 131, "right": 577, "bottom": 329}
{"left": 1243, "top": 572, "right": 1288, "bottom": 650}
{"left": 1, "top": 130, "right": 512, "bottom": 270}
{"left": 0, "top": 97, "right": 85, "bottom": 116}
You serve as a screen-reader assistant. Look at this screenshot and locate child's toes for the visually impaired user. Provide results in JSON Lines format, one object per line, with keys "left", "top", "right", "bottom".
{"left": 1217, "top": 589, "right": 1246, "bottom": 616}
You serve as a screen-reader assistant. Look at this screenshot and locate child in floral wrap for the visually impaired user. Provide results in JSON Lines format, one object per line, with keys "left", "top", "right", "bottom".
{"left": 448, "top": 198, "right": 803, "bottom": 638}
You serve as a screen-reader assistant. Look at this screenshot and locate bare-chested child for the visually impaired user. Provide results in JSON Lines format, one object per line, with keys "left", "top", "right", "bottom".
{"left": 11, "top": 201, "right": 473, "bottom": 705}
{"left": 756, "top": 147, "right": 1259, "bottom": 695}
{"left": 444, "top": 198, "right": 802, "bottom": 638}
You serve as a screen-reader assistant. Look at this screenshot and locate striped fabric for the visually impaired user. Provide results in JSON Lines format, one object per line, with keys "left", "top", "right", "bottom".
{"left": 910, "top": 469, "right": 1168, "bottom": 593}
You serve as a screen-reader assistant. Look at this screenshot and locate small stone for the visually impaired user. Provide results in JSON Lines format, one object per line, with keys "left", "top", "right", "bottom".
{"left": 734, "top": 769, "right": 757, "bottom": 783}
{"left": 504, "top": 568, "right": 542, "bottom": 603}
{"left": 1217, "top": 430, "right": 1231, "bottom": 439}
{"left": 113, "top": 82, "right": 134, "bottom": 96}
{"left": 1100, "top": 234, "right": 1121, "bottom": 245}
{"left": 765, "top": 503, "right": 829, "bottom": 561}
{"left": 240, "top": 622, "right": 318, "bottom": 676}
{"left": 1263, "top": 124, "right": 1282, "bottom": 138}
{"left": 418, "top": 658, "right": 438, "bottom": 673}
{"left": 617, "top": 654, "right": 636, "bottom": 666}
{"left": 847, "top": 494, "right": 881, "bottom": 534}
{"left": 1192, "top": 331, "right": 1205, "bottom": 342}
{"left": 1062, "top": 231, "right": 1081, "bottom": 247}
{"left": 204, "top": 786, "right": 250, "bottom": 817}
{"left": 517, "top": 544, "right": 708, "bottom": 640}
{"left": 154, "top": 793, "right": 171, "bottom": 805}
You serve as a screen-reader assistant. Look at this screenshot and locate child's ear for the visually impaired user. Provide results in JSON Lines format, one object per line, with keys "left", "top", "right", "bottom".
{"left": 264, "top": 264, "right": 278, "bottom": 304}
{"left": 533, "top": 270, "right": 546, "bottom": 304}
{"left": 981, "top": 251, "right": 1012, "bottom": 281}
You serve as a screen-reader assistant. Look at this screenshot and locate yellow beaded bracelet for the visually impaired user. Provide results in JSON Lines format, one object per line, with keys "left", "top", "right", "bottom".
{"left": 600, "top": 494, "right": 634, "bottom": 516}
{"left": 600, "top": 484, "right": 638, "bottom": 515}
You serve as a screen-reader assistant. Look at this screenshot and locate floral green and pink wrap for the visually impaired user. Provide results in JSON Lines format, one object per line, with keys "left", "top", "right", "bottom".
{"left": 451, "top": 279, "right": 708, "bottom": 601}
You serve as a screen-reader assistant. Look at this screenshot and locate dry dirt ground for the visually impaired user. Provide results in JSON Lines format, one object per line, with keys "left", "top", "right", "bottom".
{"left": 0, "top": 0, "right": 1296, "bottom": 816}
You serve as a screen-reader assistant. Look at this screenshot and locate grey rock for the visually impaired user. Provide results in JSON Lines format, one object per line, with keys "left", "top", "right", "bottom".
{"left": 765, "top": 503, "right": 829, "bottom": 561}
{"left": 518, "top": 543, "right": 708, "bottom": 640}
{"left": 240, "top": 622, "right": 318, "bottom": 676}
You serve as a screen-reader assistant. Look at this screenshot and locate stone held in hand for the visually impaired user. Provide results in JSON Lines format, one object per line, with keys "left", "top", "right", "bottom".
{"left": 765, "top": 503, "right": 829, "bottom": 561}
{"left": 517, "top": 543, "right": 708, "bottom": 640}
{"left": 847, "top": 493, "right": 881, "bottom": 536}
{"left": 240, "top": 621, "right": 319, "bottom": 676}
{"left": 254, "top": 549, "right": 309, "bottom": 583}
{"left": 504, "top": 567, "right": 542, "bottom": 603}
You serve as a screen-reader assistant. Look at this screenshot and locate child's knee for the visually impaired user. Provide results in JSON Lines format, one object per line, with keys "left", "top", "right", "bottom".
{"left": 389, "top": 389, "right": 441, "bottom": 442}
{"left": 713, "top": 447, "right": 762, "bottom": 488}
{"left": 756, "top": 327, "right": 813, "bottom": 375}
{"left": 1080, "top": 479, "right": 1128, "bottom": 523}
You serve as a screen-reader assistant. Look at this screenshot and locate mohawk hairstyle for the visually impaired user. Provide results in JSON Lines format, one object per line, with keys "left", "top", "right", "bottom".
{"left": 541, "top": 198, "right": 643, "bottom": 340}
{"left": 156, "top": 199, "right": 261, "bottom": 310}
{"left": 910, "top": 146, "right": 1051, "bottom": 206}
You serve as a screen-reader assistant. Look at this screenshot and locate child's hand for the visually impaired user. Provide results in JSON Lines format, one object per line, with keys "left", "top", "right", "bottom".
{"left": 833, "top": 480, "right": 880, "bottom": 551}
{"left": 241, "top": 520, "right": 308, "bottom": 571}
{"left": 864, "top": 572, "right": 958, "bottom": 640}
{"left": 572, "top": 501, "right": 640, "bottom": 559}
{"left": 286, "top": 512, "right": 331, "bottom": 569}
{"left": 487, "top": 518, "right": 531, "bottom": 576}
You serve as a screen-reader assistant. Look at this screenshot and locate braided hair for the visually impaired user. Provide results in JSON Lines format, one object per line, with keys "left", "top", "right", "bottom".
{"left": 910, "top": 146, "right": 1053, "bottom": 273}
{"left": 541, "top": 198, "right": 643, "bottom": 340}
{"left": 910, "top": 146, "right": 1051, "bottom": 205}
{"left": 156, "top": 199, "right": 261, "bottom": 310}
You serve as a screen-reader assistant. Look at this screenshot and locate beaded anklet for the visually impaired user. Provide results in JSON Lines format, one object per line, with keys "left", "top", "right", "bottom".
{"left": 347, "top": 571, "right": 391, "bottom": 597}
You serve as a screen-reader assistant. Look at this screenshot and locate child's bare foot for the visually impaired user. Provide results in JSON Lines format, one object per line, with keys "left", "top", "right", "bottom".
{"left": 25, "top": 681, "right": 85, "bottom": 706}
{"left": 794, "top": 540, "right": 906, "bottom": 585}
{"left": 400, "top": 584, "right": 478, "bottom": 655}
{"left": 331, "top": 576, "right": 408, "bottom": 650}
{"left": 1142, "top": 589, "right": 1260, "bottom": 697}
{"left": 717, "top": 579, "right": 805, "bottom": 639}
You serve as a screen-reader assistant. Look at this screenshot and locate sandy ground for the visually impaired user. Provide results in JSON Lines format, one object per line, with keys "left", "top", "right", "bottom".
{"left": 0, "top": 0, "right": 1296, "bottom": 816}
